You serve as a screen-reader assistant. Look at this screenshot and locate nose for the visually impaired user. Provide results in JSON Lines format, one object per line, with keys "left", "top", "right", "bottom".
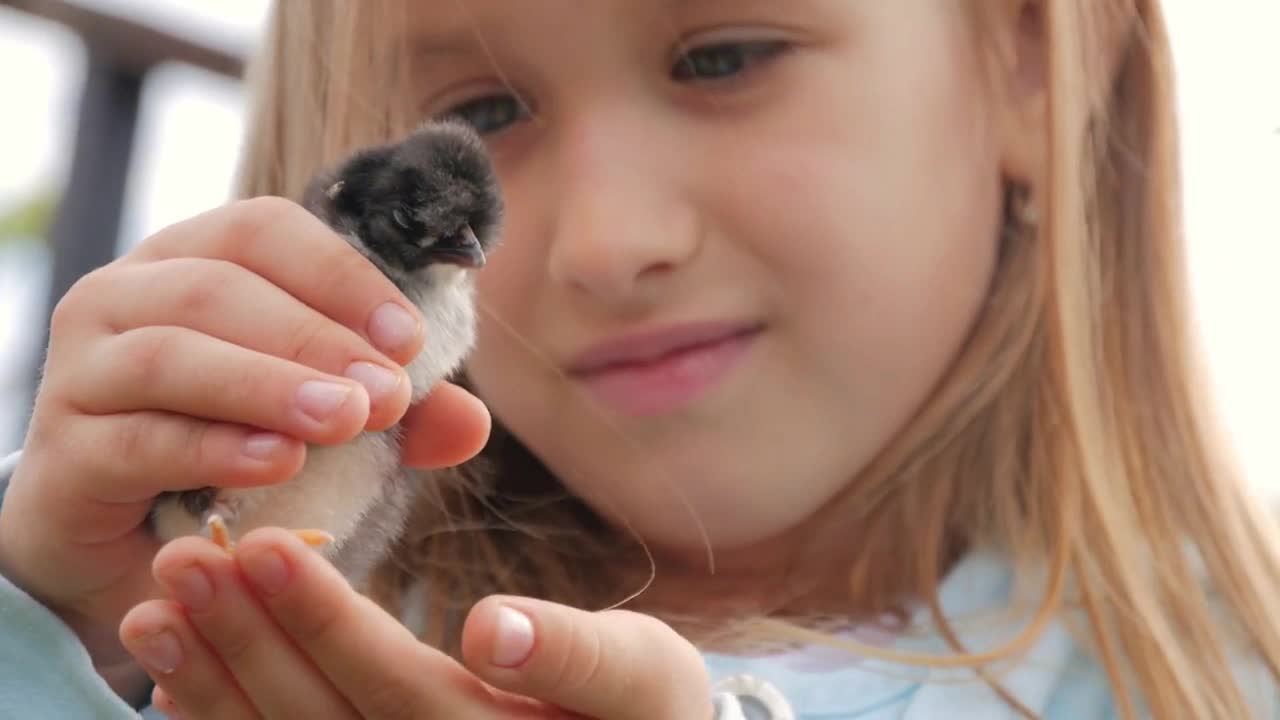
{"left": 545, "top": 110, "right": 700, "bottom": 308}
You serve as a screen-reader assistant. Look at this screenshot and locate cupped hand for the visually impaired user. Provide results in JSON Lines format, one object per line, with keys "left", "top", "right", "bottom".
{"left": 0, "top": 197, "right": 419, "bottom": 624}
{"left": 0, "top": 196, "right": 488, "bottom": 702}
{"left": 120, "top": 528, "right": 712, "bottom": 719}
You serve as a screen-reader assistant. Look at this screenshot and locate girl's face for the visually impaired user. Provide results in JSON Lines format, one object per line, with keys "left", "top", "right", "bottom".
{"left": 410, "top": 1, "right": 1030, "bottom": 558}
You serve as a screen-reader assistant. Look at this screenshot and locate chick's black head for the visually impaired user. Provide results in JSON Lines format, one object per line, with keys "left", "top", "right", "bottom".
{"left": 319, "top": 120, "right": 502, "bottom": 273}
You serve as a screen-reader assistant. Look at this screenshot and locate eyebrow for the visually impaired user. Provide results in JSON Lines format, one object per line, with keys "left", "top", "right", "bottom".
{"left": 407, "top": 30, "right": 476, "bottom": 61}
{"left": 408, "top": 0, "right": 710, "bottom": 51}
{"left": 661, "top": 0, "right": 724, "bottom": 8}
{"left": 659, "top": 0, "right": 772, "bottom": 13}
{"left": 406, "top": 0, "right": 752, "bottom": 62}
{"left": 404, "top": 0, "right": 492, "bottom": 63}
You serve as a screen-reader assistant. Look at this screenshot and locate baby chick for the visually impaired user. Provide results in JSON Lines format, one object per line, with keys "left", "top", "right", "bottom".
{"left": 148, "top": 119, "right": 502, "bottom": 578}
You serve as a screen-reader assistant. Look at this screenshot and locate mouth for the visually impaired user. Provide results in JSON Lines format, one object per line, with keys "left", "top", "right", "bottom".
{"left": 567, "top": 321, "right": 764, "bottom": 417}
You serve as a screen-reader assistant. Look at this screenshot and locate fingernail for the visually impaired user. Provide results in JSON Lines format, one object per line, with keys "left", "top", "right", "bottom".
{"left": 241, "top": 432, "right": 286, "bottom": 461}
{"left": 135, "top": 630, "right": 183, "bottom": 674}
{"left": 368, "top": 302, "right": 421, "bottom": 355}
{"left": 239, "top": 548, "right": 290, "bottom": 595}
{"left": 490, "top": 605, "right": 535, "bottom": 668}
{"left": 295, "top": 380, "right": 353, "bottom": 423}
{"left": 344, "top": 361, "right": 402, "bottom": 403}
{"left": 168, "top": 566, "right": 213, "bottom": 611}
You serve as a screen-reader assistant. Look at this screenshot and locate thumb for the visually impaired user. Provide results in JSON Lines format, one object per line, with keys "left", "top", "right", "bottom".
{"left": 398, "top": 381, "right": 491, "bottom": 468}
{"left": 460, "top": 595, "right": 714, "bottom": 720}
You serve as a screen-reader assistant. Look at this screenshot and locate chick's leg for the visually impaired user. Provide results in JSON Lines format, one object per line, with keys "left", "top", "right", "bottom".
{"left": 204, "top": 513, "right": 334, "bottom": 554}
{"left": 291, "top": 529, "right": 335, "bottom": 547}
{"left": 206, "top": 513, "right": 234, "bottom": 552}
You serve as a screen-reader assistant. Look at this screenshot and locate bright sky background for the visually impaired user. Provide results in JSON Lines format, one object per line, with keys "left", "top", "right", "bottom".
{"left": 0, "top": 1, "right": 1277, "bottom": 496}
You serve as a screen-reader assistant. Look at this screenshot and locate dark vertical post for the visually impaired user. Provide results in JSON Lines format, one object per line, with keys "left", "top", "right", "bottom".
{"left": 46, "top": 50, "right": 143, "bottom": 309}
{"left": 16, "top": 50, "right": 143, "bottom": 446}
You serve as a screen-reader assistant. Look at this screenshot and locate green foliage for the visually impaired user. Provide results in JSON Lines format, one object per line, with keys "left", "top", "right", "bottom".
{"left": 0, "top": 190, "right": 58, "bottom": 246}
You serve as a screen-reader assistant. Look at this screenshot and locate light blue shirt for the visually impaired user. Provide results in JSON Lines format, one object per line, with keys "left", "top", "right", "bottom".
{"left": 702, "top": 550, "right": 1111, "bottom": 719}
{"left": 1, "top": 449, "right": 1276, "bottom": 718}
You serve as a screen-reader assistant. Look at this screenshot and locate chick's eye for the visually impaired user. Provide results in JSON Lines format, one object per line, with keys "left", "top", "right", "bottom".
{"left": 441, "top": 94, "right": 528, "bottom": 135}
{"left": 671, "top": 40, "right": 789, "bottom": 82}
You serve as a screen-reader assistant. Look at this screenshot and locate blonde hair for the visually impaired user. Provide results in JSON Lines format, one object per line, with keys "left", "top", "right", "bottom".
{"left": 234, "top": 2, "right": 1280, "bottom": 717}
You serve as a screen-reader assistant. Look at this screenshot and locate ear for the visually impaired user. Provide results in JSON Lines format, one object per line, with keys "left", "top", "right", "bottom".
{"left": 991, "top": 0, "right": 1139, "bottom": 188}
{"left": 991, "top": 0, "right": 1048, "bottom": 188}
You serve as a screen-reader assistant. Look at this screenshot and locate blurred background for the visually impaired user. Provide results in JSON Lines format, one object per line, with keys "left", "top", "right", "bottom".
{"left": 0, "top": 0, "right": 1276, "bottom": 494}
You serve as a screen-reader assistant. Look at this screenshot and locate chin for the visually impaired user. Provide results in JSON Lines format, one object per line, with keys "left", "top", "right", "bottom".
{"left": 563, "top": 444, "right": 826, "bottom": 551}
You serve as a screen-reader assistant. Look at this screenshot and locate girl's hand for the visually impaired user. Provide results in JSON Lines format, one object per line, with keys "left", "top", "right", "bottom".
{"left": 120, "top": 528, "right": 713, "bottom": 719}
{"left": 0, "top": 197, "right": 484, "bottom": 694}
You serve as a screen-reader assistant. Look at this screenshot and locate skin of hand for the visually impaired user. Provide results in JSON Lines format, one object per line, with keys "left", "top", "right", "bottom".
{"left": 120, "top": 528, "right": 712, "bottom": 720}
{"left": 0, "top": 196, "right": 490, "bottom": 704}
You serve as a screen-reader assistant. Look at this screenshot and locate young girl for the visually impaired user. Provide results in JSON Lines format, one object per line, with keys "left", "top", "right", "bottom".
{"left": 2, "top": 1, "right": 1278, "bottom": 718}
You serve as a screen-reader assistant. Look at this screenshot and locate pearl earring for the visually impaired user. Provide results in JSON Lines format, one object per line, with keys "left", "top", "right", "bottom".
{"left": 1006, "top": 183, "right": 1040, "bottom": 234}
{"left": 1018, "top": 197, "right": 1040, "bottom": 228}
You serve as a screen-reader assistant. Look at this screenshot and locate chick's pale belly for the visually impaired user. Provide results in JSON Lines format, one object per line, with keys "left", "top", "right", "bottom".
{"left": 149, "top": 432, "right": 403, "bottom": 553}
{"left": 403, "top": 266, "right": 477, "bottom": 400}
{"left": 150, "top": 278, "right": 477, "bottom": 553}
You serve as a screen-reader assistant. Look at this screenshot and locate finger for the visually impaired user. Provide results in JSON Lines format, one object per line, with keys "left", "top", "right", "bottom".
{"left": 73, "top": 326, "right": 371, "bottom": 446}
{"left": 130, "top": 196, "right": 426, "bottom": 364}
{"left": 99, "top": 258, "right": 412, "bottom": 430}
{"left": 65, "top": 411, "right": 305, "bottom": 504}
{"left": 31, "top": 410, "right": 305, "bottom": 546}
{"left": 149, "top": 687, "right": 184, "bottom": 719}
{"left": 231, "top": 528, "right": 496, "bottom": 719}
{"left": 461, "top": 597, "right": 713, "bottom": 720}
{"left": 151, "top": 536, "right": 358, "bottom": 720}
{"left": 119, "top": 598, "right": 261, "bottom": 720}
{"left": 400, "top": 382, "right": 492, "bottom": 469}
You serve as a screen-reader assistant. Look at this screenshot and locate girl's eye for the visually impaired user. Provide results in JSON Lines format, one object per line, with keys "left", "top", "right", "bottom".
{"left": 671, "top": 40, "right": 789, "bottom": 82}
{"left": 441, "top": 94, "right": 528, "bottom": 135}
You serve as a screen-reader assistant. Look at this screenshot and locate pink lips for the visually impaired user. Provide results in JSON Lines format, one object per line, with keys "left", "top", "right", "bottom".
{"left": 568, "top": 321, "right": 762, "bottom": 417}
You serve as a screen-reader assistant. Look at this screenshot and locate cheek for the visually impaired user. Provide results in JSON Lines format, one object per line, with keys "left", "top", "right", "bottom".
{"left": 706, "top": 20, "right": 1001, "bottom": 311}
{"left": 795, "top": 118, "right": 1003, "bottom": 359}
{"left": 720, "top": 24, "right": 1005, "bottom": 435}
{"left": 466, "top": 186, "right": 540, "bottom": 391}
{"left": 465, "top": 179, "right": 573, "bottom": 426}
{"left": 472, "top": 173, "right": 545, "bottom": 315}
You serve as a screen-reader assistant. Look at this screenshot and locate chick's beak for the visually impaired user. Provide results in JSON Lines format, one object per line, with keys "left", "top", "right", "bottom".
{"left": 429, "top": 225, "right": 486, "bottom": 268}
